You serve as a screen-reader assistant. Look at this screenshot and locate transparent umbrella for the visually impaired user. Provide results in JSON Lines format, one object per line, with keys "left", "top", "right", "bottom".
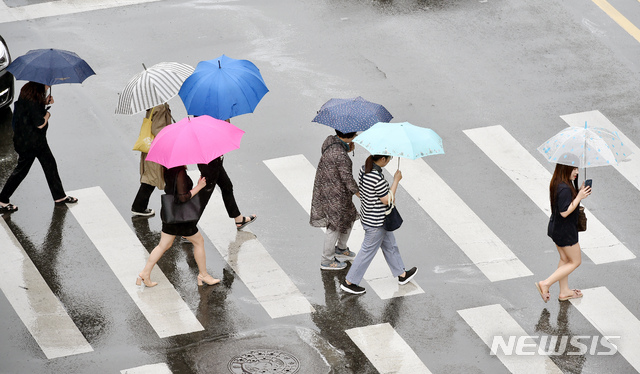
{"left": 537, "top": 122, "right": 632, "bottom": 179}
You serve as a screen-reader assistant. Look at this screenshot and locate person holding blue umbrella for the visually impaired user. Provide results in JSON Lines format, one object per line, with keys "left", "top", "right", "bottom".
{"left": 0, "top": 48, "right": 95, "bottom": 213}
{"left": 310, "top": 97, "right": 393, "bottom": 271}
{"left": 340, "top": 122, "right": 443, "bottom": 294}
{"left": 0, "top": 82, "right": 77, "bottom": 213}
{"left": 340, "top": 154, "right": 417, "bottom": 295}
{"left": 310, "top": 129, "right": 360, "bottom": 270}
{"left": 180, "top": 55, "right": 264, "bottom": 230}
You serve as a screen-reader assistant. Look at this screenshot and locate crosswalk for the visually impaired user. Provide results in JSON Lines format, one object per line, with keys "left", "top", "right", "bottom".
{"left": 264, "top": 154, "right": 425, "bottom": 299}
{"left": 0, "top": 0, "right": 236, "bottom": 24}
{"left": 0, "top": 219, "right": 92, "bottom": 359}
{"left": 464, "top": 125, "right": 636, "bottom": 264}
{"left": 2, "top": 112, "right": 640, "bottom": 372}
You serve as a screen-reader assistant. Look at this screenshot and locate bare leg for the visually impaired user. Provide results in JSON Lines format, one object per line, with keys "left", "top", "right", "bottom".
{"left": 538, "top": 243, "right": 582, "bottom": 297}
{"left": 185, "top": 231, "right": 219, "bottom": 285}
{"left": 137, "top": 232, "right": 176, "bottom": 286}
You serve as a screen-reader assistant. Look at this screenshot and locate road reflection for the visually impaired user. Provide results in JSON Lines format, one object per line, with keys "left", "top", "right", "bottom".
{"left": 535, "top": 304, "right": 586, "bottom": 373}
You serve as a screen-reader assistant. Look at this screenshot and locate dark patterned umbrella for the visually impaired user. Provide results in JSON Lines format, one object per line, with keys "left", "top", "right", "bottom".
{"left": 312, "top": 96, "right": 393, "bottom": 132}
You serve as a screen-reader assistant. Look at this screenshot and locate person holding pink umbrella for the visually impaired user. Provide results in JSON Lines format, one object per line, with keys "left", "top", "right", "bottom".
{"left": 136, "top": 115, "right": 244, "bottom": 288}
{"left": 136, "top": 165, "right": 220, "bottom": 287}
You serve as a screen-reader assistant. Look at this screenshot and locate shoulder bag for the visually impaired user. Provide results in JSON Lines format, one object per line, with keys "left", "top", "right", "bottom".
{"left": 160, "top": 173, "right": 203, "bottom": 224}
{"left": 383, "top": 190, "right": 403, "bottom": 231}
{"left": 132, "top": 107, "right": 156, "bottom": 153}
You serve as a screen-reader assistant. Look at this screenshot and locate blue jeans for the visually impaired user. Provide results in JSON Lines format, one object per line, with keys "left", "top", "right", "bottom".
{"left": 345, "top": 223, "right": 406, "bottom": 286}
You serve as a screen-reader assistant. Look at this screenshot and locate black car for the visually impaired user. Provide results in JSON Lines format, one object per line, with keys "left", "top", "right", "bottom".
{"left": 0, "top": 35, "right": 14, "bottom": 110}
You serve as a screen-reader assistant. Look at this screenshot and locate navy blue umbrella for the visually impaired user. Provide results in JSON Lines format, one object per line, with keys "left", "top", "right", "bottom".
{"left": 7, "top": 48, "right": 95, "bottom": 86}
{"left": 312, "top": 96, "right": 393, "bottom": 133}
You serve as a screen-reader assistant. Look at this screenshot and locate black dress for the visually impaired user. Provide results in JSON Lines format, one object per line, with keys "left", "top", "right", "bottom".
{"left": 161, "top": 167, "right": 199, "bottom": 237}
{"left": 549, "top": 182, "right": 579, "bottom": 247}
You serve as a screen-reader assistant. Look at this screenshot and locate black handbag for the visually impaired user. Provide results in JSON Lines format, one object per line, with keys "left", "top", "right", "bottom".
{"left": 383, "top": 191, "right": 403, "bottom": 231}
{"left": 573, "top": 180, "right": 587, "bottom": 232}
{"left": 160, "top": 172, "right": 203, "bottom": 224}
{"left": 577, "top": 206, "right": 587, "bottom": 232}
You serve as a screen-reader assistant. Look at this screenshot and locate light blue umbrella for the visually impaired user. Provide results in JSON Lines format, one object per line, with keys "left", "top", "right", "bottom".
{"left": 178, "top": 54, "right": 268, "bottom": 120}
{"left": 353, "top": 122, "right": 444, "bottom": 166}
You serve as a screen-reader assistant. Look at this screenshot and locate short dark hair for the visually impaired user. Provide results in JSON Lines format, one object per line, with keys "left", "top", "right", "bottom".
{"left": 335, "top": 129, "right": 357, "bottom": 139}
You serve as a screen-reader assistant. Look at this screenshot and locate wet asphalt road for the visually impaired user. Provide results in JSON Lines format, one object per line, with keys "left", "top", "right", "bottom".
{"left": 2, "top": 0, "right": 640, "bottom": 373}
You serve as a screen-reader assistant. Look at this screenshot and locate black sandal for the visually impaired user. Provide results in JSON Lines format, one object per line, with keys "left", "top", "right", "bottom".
{"left": 0, "top": 203, "right": 18, "bottom": 213}
{"left": 55, "top": 196, "right": 78, "bottom": 205}
{"left": 236, "top": 215, "right": 257, "bottom": 230}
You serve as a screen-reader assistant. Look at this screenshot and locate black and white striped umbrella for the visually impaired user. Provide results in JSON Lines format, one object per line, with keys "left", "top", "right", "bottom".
{"left": 115, "top": 62, "right": 194, "bottom": 115}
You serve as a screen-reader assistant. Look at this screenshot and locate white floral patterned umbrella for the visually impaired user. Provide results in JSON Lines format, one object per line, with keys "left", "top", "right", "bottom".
{"left": 537, "top": 123, "right": 631, "bottom": 169}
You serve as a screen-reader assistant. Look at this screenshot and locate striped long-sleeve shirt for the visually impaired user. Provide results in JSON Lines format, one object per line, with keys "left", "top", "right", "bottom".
{"left": 358, "top": 164, "right": 389, "bottom": 227}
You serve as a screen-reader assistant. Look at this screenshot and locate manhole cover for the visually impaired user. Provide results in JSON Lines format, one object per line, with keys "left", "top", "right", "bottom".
{"left": 228, "top": 349, "right": 300, "bottom": 373}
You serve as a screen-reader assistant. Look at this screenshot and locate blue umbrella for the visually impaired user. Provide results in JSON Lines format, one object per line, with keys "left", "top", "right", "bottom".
{"left": 7, "top": 48, "right": 95, "bottom": 86}
{"left": 353, "top": 122, "right": 444, "bottom": 166}
{"left": 312, "top": 96, "right": 393, "bottom": 132}
{"left": 178, "top": 54, "right": 269, "bottom": 120}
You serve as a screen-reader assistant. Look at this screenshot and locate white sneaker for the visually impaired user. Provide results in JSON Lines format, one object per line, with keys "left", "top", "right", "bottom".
{"left": 132, "top": 208, "right": 155, "bottom": 217}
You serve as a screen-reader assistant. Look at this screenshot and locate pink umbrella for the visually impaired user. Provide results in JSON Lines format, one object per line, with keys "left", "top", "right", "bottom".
{"left": 146, "top": 115, "right": 244, "bottom": 168}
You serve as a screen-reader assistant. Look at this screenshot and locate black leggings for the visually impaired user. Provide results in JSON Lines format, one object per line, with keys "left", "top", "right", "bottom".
{"left": 0, "top": 144, "right": 66, "bottom": 203}
{"left": 198, "top": 157, "right": 241, "bottom": 219}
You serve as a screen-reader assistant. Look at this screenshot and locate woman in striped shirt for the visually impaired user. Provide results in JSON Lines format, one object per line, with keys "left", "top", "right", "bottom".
{"left": 341, "top": 154, "right": 418, "bottom": 295}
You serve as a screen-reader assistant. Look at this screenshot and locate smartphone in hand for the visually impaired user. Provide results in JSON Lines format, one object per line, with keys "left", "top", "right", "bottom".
{"left": 585, "top": 179, "right": 592, "bottom": 189}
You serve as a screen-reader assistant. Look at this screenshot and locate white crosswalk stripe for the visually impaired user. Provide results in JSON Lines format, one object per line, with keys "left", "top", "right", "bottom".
{"left": 570, "top": 287, "right": 640, "bottom": 372}
{"left": 464, "top": 125, "right": 635, "bottom": 264}
{"left": 345, "top": 323, "right": 433, "bottom": 374}
{"left": 121, "top": 362, "right": 172, "bottom": 374}
{"left": 384, "top": 159, "right": 533, "bottom": 282}
{"left": 561, "top": 110, "right": 640, "bottom": 192}
{"left": 67, "top": 186, "right": 204, "bottom": 338}
{"left": 187, "top": 170, "right": 315, "bottom": 318}
{"left": 0, "top": 0, "right": 236, "bottom": 24}
{"left": 263, "top": 154, "right": 425, "bottom": 299}
{"left": 0, "top": 219, "right": 93, "bottom": 359}
{"left": 458, "top": 304, "right": 563, "bottom": 374}
{"left": 0, "top": 0, "right": 160, "bottom": 24}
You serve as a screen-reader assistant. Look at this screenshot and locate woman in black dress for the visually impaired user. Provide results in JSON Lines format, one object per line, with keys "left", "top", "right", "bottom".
{"left": 0, "top": 82, "right": 77, "bottom": 213}
{"left": 536, "top": 163, "right": 591, "bottom": 302}
{"left": 137, "top": 166, "right": 220, "bottom": 287}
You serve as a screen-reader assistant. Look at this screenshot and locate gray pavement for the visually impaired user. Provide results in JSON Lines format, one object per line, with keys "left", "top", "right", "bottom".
{"left": 1, "top": 0, "right": 640, "bottom": 373}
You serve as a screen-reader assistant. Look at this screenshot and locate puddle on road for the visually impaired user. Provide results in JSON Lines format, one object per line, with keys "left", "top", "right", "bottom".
{"left": 333, "top": 0, "right": 463, "bottom": 14}
{"left": 177, "top": 325, "right": 352, "bottom": 374}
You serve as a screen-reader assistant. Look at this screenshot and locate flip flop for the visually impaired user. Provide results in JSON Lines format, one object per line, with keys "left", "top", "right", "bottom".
{"left": 559, "top": 289, "right": 583, "bottom": 301}
{"left": 55, "top": 196, "right": 78, "bottom": 205}
{"left": 0, "top": 203, "right": 18, "bottom": 213}
{"left": 236, "top": 214, "right": 257, "bottom": 230}
{"left": 535, "top": 282, "right": 550, "bottom": 303}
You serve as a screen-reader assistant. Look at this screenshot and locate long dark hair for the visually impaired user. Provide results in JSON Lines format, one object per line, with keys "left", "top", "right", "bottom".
{"left": 365, "top": 155, "right": 389, "bottom": 173}
{"left": 19, "top": 82, "right": 47, "bottom": 105}
{"left": 550, "top": 163, "right": 577, "bottom": 212}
